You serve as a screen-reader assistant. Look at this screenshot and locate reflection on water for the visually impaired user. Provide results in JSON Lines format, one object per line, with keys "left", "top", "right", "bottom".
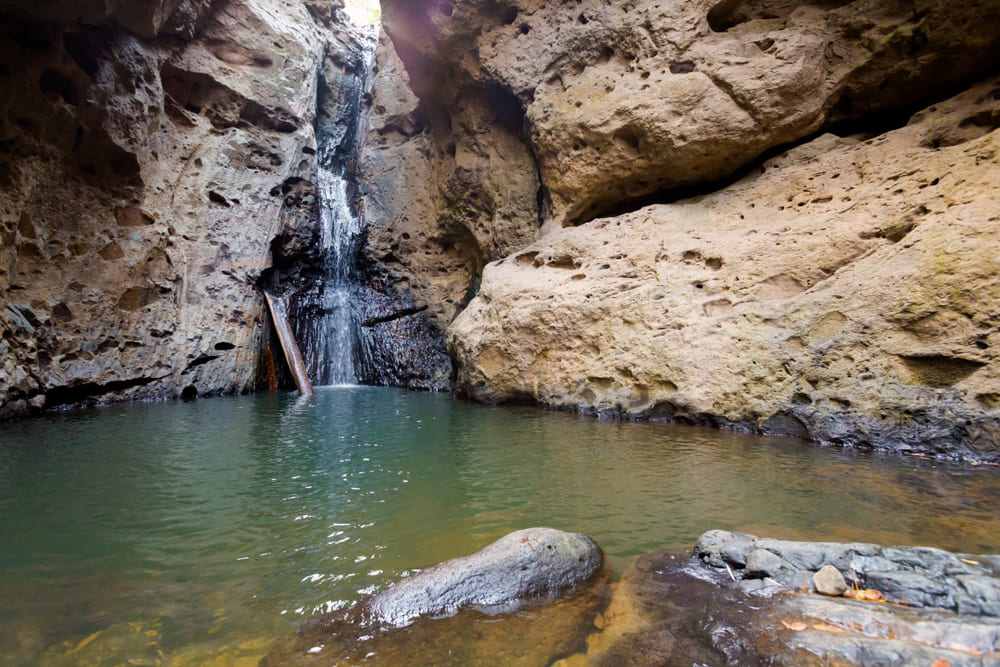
{"left": 1, "top": 387, "right": 998, "bottom": 665}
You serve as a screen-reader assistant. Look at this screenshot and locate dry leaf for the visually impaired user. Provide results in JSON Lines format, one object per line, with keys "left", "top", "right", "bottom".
{"left": 781, "top": 621, "right": 808, "bottom": 631}
{"left": 931, "top": 660, "right": 952, "bottom": 667}
{"left": 811, "top": 623, "right": 846, "bottom": 634}
{"left": 960, "top": 558, "right": 980, "bottom": 565}
{"left": 844, "top": 588, "right": 883, "bottom": 601}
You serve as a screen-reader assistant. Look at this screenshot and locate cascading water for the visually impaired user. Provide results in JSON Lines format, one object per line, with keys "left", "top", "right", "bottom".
{"left": 291, "top": 24, "right": 377, "bottom": 387}
{"left": 302, "top": 170, "right": 364, "bottom": 385}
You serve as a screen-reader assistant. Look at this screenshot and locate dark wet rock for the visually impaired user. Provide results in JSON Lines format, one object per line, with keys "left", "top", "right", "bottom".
{"left": 260, "top": 528, "right": 609, "bottom": 666}
{"left": 354, "top": 277, "right": 453, "bottom": 391}
{"left": 582, "top": 549, "right": 771, "bottom": 666}
{"left": 584, "top": 534, "right": 1000, "bottom": 667}
{"left": 695, "top": 529, "right": 1000, "bottom": 615}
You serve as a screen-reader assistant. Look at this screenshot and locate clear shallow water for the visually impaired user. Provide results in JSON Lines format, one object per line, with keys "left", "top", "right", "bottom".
{"left": 1, "top": 387, "right": 998, "bottom": 665}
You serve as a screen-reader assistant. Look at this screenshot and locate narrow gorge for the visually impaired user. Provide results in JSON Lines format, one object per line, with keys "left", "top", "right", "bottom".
{"left": 1, "top": 1, "right": 1000, "bottom": 664}
{"left": 4, "top": 0, "right": 998, "bottom": 462}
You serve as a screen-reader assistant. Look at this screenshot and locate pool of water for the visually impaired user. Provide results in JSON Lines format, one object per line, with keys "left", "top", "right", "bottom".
{"left": 1, "top": 387, "right": 998, "bottom": 665}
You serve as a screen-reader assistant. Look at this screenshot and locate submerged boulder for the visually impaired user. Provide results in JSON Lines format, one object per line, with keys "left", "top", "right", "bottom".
{"left": 261, "top": 527, "right": 609, "bottom": 665}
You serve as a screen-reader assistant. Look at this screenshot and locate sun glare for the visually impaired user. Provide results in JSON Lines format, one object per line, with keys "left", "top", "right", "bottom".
{"left": 344, "top": 0, "right": 381, "bottom": 25}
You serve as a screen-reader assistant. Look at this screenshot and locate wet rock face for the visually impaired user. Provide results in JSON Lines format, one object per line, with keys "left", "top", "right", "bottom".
{"left": 584, "top": 533, "right": 1000, "bottom": 666}
{"left": 0, "top": 0, "right": 359, "bottom": 416}
{"left": 261, "top": 527, "right": 609, "bottom": 666}
{"left": 447, "top": 78, "right": 1000, "bottom": 461}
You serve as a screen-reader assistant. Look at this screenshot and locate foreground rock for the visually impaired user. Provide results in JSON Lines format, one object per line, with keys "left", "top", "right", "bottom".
{"left": 449, "top": 77, "right": 1000, "bottom": 462}
{"left": 260, "top": 528, "right": 609, "bottom": 665}
{"left": 695, "top": 530, "right": 1000, "bottom": 615}
{"left": 578, "top": 531, "right": 1000, "bottom": 666}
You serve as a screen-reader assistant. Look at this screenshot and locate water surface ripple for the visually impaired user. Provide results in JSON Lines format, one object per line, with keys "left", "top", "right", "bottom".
{"left": 1, "top": 387, "right": 997, "bottom": 664}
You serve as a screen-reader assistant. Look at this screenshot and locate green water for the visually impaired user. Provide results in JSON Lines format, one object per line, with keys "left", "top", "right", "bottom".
{"left": 1, "top": 386, "right": 998, "bottom": 665}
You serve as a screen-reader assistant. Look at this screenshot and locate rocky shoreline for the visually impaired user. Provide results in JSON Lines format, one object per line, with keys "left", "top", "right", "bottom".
{"left": 263, "top": 528, "right": 1000, "bottom": 666}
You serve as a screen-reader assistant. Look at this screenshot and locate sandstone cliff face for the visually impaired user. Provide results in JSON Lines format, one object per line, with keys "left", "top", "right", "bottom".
{"left": 370, "top": 0, "right": 1000, "bottom": 459}
{"left": 379, "top": 0, "right": 999, "bottom": 227}
{"left": 449, "top": 80, "right": 1000, "bottom": 460}
{"left": 0, "top": 0, "right": 363, "bottom": 416}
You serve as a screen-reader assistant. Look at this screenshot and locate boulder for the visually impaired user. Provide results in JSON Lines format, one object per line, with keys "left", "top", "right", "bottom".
{"left": 357, "top": 527, "right": 604, "bottom": 627}
{"left": 813, "top": 565, "right": 848, "bottom": 597}
{"left": 260, "top": 527, "right": 609, "bottom": 666}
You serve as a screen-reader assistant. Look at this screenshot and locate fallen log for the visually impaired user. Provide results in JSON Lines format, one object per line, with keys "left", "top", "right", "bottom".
{"left": 263, "top": 290, "right": 314, "bottom": 397}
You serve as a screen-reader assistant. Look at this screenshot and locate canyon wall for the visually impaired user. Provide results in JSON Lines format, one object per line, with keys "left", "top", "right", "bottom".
{"left": 0, "top": 0, "right": 369, "bottom": 416}
{"left": 370, "top": 0, "right": 1000, "bottom": 459}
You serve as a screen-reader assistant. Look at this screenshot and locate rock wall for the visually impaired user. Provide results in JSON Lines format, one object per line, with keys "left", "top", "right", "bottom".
{"left": 354, "top": 24, "right": 546, "bottom": 388}
{"left": 370, "top": 0, "right": 1000, "bottom": 459}
{"left": 0, "top": 0, "right": 367, "bottom": 416}
{"left": 450, "top": 81, "right": 1000, "bottom": 461}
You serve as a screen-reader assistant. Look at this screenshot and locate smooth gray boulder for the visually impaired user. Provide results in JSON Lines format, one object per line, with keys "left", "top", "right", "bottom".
{"left": 355, "top": 527, "right": 604, "bottom": 627}
{"left": 260, "top": 527, "right": 609, "bottom": 666}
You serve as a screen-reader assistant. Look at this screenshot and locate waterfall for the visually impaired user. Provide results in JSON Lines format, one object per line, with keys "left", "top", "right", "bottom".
{"left": 292, "top": 25, "right": 377, "bottom": 387}
{"left": 310, "top": 169, "right": 363, "bottom": 385}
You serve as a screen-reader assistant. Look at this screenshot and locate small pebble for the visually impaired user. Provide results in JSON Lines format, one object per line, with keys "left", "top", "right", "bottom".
{"left": 813, "top": 565, "right": 847, "bottom": 596}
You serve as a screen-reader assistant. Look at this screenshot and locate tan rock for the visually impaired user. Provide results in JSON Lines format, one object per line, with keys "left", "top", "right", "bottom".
{"left": 814, "top": 565, "right": 848, "bottom": 597}
{"left": 0, "top": 0, "right": 359, "bottom": 415}
{"left": 448, "top": 78, "right": 1000, "bottom": 460}
{"left": 357, "top": 32, "right": 542, "bottom": 332}
{"left": 366, "top": 0, "right": 1000, "bottom": 395}
{"left": 381, "top": 0, "right": 1000, "bottom": 227}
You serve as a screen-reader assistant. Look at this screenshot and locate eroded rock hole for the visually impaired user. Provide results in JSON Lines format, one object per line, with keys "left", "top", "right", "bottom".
{"left": 39, "top": 69, "right": 80, "bottom": 105}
